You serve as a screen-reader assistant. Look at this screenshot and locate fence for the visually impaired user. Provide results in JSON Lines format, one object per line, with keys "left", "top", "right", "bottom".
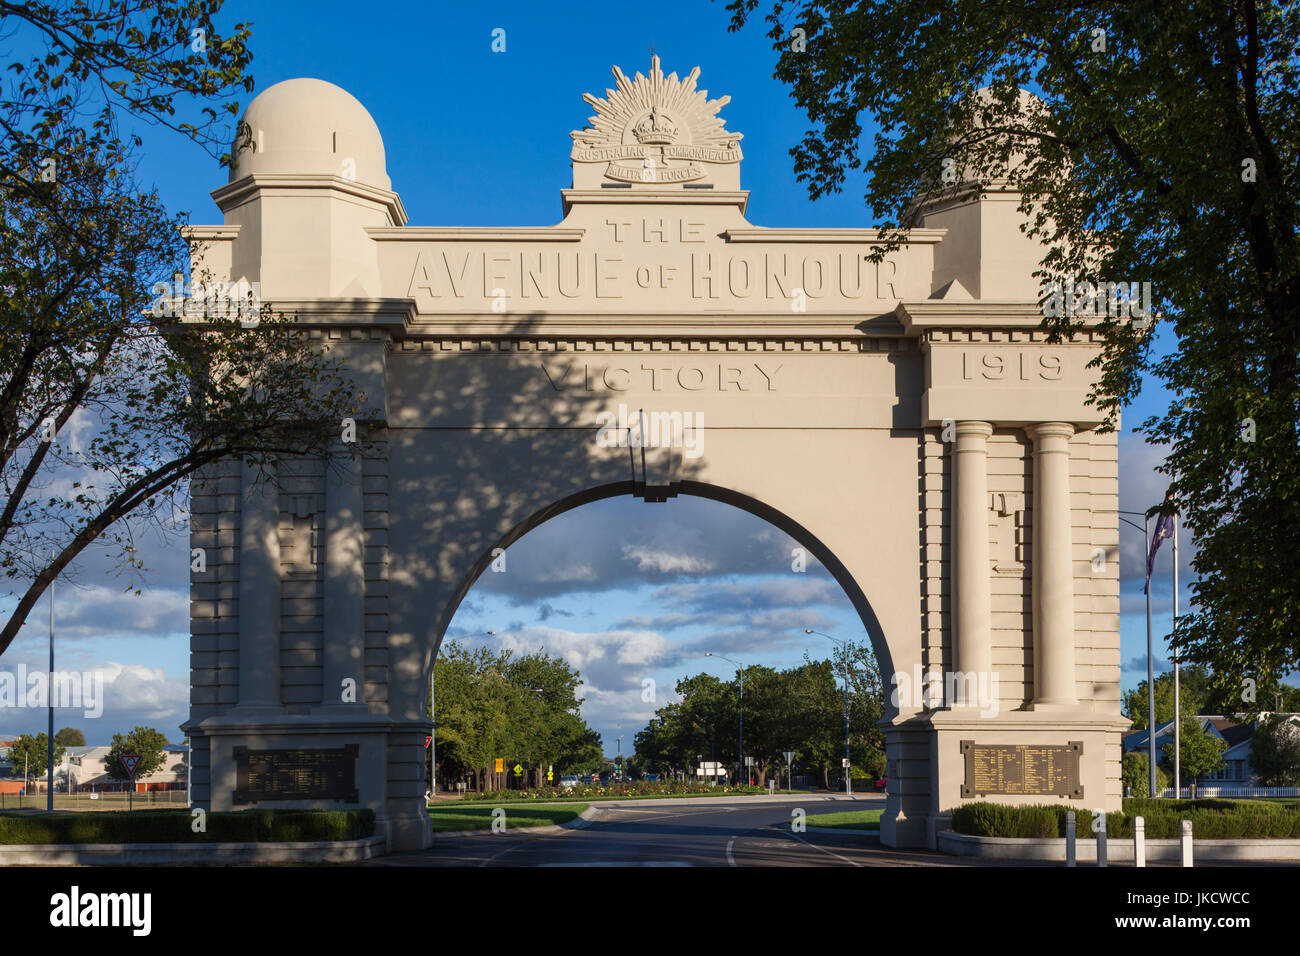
{"left": 1155, "top": 786, "right": 1300, "bottom": 799}
{"left": 0, "top": 788, "right": 189, "bottom": 811}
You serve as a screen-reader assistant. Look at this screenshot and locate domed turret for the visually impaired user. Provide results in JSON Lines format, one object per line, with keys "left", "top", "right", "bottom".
{"left": 229, "top": 78, "right": 391, "bottom": 191}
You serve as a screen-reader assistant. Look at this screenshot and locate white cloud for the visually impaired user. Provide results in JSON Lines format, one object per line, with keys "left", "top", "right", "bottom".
{"left": 34, "top": 585, "right": 189, "bottom": 641}
{"left": 620, "top": 543, "right": 714, "bottom": 574}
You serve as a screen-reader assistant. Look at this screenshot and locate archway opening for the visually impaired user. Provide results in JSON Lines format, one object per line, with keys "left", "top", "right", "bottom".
{"left": 427, "top": 487, "right": 894, "bottom": 800}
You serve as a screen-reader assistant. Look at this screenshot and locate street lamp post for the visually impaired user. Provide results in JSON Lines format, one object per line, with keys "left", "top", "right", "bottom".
{"left": 705, "top": 653, "right": 744, "bottom": 785}
{"left": 47, "top": 569, "right": 54, "bottom": 811}
{"left": 805, "top": 629, "right": 853, "bottom": 796}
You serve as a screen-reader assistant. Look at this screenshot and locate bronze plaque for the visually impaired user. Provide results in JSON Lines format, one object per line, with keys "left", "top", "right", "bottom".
{"left": 959, "top": 740, "right": 1083, "bottom": 799}
{"left": 233, "top": 744, "right": 359, "bottom": 804}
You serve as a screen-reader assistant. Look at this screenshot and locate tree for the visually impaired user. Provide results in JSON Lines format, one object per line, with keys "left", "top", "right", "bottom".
{"left": 7, "top": 732, "right": 64, "bottom": 783}
{"left": 781, "top": 659, "right": 842, "bottom": 789}
{"left": 1121, "top": 751, "right": 1170, "bottom": 798}
{"left": 1161, "top": 717, "right": 1226, "bottom": 792}
{"left": 54, "top": 727, "right": 84, "bottom": 747}
{"left": 1249, "top": 715, "right": 1300, "bottom": 786}
{"left": 430, "top": 642, "right": 603, "bottom": 791}
{"left": 727, "top": 1, "right": 1300, "bottom": 703}
{"left": 103, "top": 726, "right": 168, "bottom": 781}
{"left": 841, "top": 640, "right": 887, "bottom": 781}
{"left": 633, "top": 646, "right": 889, "bottom": 788}
{"left": 0, "top": 3, "right": 369, "bottom": 658}
{"left": 1122, "top": 672, "right": 1203, "bottom": 730}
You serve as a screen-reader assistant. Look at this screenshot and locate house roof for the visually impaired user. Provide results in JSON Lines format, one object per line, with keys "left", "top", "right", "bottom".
{"left": 1210, "top": 720, "right": 1255, "bottom": 748}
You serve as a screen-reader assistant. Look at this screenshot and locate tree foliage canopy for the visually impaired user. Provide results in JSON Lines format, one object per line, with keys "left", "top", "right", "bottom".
{"left": 725, "top": 0, "right": 1300, "bottom": 700}
{"left": 1249, "top": 715, "right": 1300, "bottom": 786}
{"left": 0, "top": 2, "right": 370, "bottom": 656}
{"left": 6, "top": 731, "right": 64, "bottom": 780}
{"left": 103, "top": 725, "right": 168, "bottom": 780}
{"left": 53, "top": 727, "right": 84, "bottom": 747}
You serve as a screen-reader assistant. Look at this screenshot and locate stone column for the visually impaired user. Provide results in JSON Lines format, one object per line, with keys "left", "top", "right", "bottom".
{"left": 320, "top": 449, "right": 366, "bottom": 707}
{"left": 237, "top": 458, "right": 281, "bottom": 709}
{"left": 952, "top": 421, "right": 993, "bottom": 700}
{"left": 1028, "top": 422, "right": 1077, "bottom": 708}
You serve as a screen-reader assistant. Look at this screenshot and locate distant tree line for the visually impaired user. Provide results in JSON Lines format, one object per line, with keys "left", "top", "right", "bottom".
{"left": 633, "top": 644, "right": 887, "bottom": 788}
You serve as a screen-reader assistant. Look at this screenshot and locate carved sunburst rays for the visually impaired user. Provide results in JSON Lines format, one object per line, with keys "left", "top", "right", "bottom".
{"left": 570, "top": 55, "right": 742, "bottom": 149}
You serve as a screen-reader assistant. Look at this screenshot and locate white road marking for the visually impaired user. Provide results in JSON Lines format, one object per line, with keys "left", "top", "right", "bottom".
{"left": 777, "top": 828, "right": 863, "bottom": 867}
{"left": 537, "top": 861, "right": 691, "bottom": 867}
{"left": 726, "top": 836, "right": 737, "bottom": 867}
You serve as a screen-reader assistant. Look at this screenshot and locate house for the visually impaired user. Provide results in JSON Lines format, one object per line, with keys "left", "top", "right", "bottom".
{"left": 66, "top": 744, "right": 189, "bottom": 792}
{"left": 0, "top": 736, "right": 16, "bottom": 777}
{"left": 1122, "top": 713, "right": 1300, "bottom": 787}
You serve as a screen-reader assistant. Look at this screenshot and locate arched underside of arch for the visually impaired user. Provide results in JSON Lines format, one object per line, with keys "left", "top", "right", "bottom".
{"left": 426, "top": 479, "right": 896, "bottom": 686}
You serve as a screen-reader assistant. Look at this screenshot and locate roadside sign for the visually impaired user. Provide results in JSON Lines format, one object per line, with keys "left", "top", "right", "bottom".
{"left": 494, "top": 758, "right": 504, "bottom": 773}
{"left": 546, "top": 770, "right": 554, "bottom": 782}
{"left": 424, "top": 736, "right": 432, "bottom": 750}
{"left": 513, "top": 763, "right": 523, "bottom": 775}
{"left": 744, "top": 756, "right": 755, "bottom": 766}
{"left": 842, "top": 757, "right": 851, "bottom": 768}
{"left": 783, "top": 751, "right": 795, "bottom": 764}
{"left": 121, "top": 755, "right": 142, "bottom": 778}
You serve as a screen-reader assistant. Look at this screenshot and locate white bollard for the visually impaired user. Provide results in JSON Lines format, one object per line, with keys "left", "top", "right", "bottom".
{"left": 1097, "top": 811, "right": 1108, "bottom": 867}
{"left": 1181, "top": 819, "right": 1193, "bottom": 867}
{"left": 1134, "top": 815, "right": 1145, "bottom": 868}
{"left": 1065, "top": 810, "right": 1076, "bottom": 867}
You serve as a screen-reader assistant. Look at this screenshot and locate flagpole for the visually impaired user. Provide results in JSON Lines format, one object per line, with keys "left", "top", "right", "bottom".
{"left": 1146, "top": 514, "right": 1157, "bottom": 797}
{"left": 1173, "top": 512, "right": 1180, "bottom": 798}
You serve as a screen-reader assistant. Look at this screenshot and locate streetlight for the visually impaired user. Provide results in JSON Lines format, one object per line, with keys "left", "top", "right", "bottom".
{"left": 705, "top": 652, "right": 745, "bottom": 785}
{"left": 431, "top": 629, "right": 494, "bottom": 801}
{"left": 805, "top": 629, "right": 853, "bottom": 796}
{"left": 47, "top": 557, "right": 54, "bottom": 811}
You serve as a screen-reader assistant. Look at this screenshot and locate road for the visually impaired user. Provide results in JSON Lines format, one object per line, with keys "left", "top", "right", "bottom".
{"left": 369, "top": 795, "right": 1023, "bottom": 867}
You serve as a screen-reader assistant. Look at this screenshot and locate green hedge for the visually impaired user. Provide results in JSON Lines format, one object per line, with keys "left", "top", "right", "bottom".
{"left": 951, "top": 799, "right": 1300, "bottom": 840}
{"left": 0, "top": 808, "right": 375, "bottom": 845}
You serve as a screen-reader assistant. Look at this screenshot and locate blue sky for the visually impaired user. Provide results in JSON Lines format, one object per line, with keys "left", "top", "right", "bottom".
{"left": 0, "top": 0, "right": 1213, "bottom": 753}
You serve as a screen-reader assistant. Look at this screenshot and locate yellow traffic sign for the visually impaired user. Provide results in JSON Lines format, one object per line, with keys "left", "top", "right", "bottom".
{"left": 546, "top": 770, "right": 554, "bottom": 781}
{"left": 494, "top": 758, "right": 504, "bottom": 773}
{"left": 513, "top": 763, "right": 523, "bottom": 775}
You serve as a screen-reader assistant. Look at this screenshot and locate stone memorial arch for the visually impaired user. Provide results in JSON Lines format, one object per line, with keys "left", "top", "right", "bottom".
{"left": 181, "top": 60, "right": 1127, "bottom": 852}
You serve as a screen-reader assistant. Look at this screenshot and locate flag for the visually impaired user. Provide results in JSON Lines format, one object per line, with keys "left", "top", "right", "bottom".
{"left": 1144, "top": 507, "right": 1176, "bottom": 594}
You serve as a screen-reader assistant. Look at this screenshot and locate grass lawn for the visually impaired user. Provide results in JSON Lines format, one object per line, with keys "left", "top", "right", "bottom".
{"left": 428, "top": 802, "right": 588, "bottom": 832}
{"left": 0, "top": 792, "right": 187, "bottom": 812}
{"left": 803, "top": 809, "right": 883, "bottom": 831}
{"left": 447, "top": 788, "right": 773, "bottom": 806}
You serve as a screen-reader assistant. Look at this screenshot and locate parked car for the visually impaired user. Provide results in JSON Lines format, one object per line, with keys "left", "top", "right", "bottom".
{"left": 645, "top": 773, "right": 659, "bottom": 782}
{"left": 560, "top": 775, "right": 580, "bottom": 789}
{"left": 874, "top": 777, "right": 887, "bottom": 792}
